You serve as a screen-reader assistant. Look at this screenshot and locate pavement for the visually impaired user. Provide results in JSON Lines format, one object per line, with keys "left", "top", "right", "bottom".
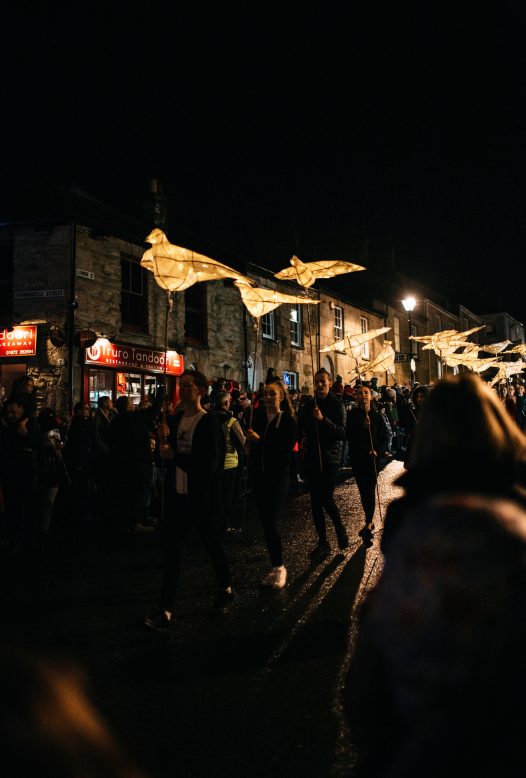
{"left": 2, "top": 460, "right": 405, "bottom": 778}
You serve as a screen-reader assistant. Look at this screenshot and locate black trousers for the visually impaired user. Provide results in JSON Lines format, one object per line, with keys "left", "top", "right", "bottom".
{"left": 220, "top": 467, "right": 238, "bottom": 532}
{"left": 352, "top": 462, "right": 378, "bottom": 524}
{"left": 253, "top": 470, "right": 289, "bottom": 567}
{"left": 160, "top": 492, "right": 231, "bottom": 613}
{"left": 305, "top": 461, "right": 347, "bottom": 544}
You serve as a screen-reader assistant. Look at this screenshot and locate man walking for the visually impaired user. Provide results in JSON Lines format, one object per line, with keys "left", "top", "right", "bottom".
{"left": 144, "top": 370, "right": 234, "bottom": 634}
{"left": 346, "top": 384, "right": 389, "bottom": 541}
{"left": 299, "top": 369, "right": 349, "bottom": 559}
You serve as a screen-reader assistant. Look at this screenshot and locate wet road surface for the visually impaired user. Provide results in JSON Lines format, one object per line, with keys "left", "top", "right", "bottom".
{"left": 3, "top": 460, "right": 405, "bottom": 777}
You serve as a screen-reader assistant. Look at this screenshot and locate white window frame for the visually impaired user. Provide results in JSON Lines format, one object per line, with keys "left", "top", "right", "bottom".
{"left": 261, "top": 310, "right": 275, "bottom": 340}
{"left": 360, "top": 316, "right": 369, "bottom": 359}
{"left": 282, "top": 370, "right": 299, "bottom": 390}
{"left": 333, "top": 305, "right": 343, "bottom": 340}
{"left": 290, "top": 304, "right": 302, "bottom": 347}
{"left": 393, "top": 316, "right": 400, "bottom": 352}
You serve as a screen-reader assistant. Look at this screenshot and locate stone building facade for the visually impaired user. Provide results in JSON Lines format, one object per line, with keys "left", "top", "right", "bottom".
{"left": 3, "top": 184, "right": 522, "bottom": 411}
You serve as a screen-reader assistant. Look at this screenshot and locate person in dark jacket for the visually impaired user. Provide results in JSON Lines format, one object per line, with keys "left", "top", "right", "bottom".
{"left": 246, "top": 382, "right": 297, "bottom": 589}
{"left": 63, "top": 402, "right": 94, "bottom": 523}
{"left": 346, "top": 384, "right": 389, "bottom": 541}
{"left": 109, "top": 396, "right": 155, "bottom": 535}
{"left": 0, "top": 399, "right": 43, "bottom": 551}
{"left": 5, "top": 375, "right": 37, "bottom": 420}
{"left": 298, "top": 368, "right": 348, "bottom": 559}
{"left": 144, "top": 370, "right": 234, "bottom": 634}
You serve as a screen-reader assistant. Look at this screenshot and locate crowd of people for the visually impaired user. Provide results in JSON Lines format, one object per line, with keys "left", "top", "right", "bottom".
{"left": 1, "top": 370, "right": 525, "bottom": 563}
{"left": 2, "top": 367, "right": 526, "bottom": 774}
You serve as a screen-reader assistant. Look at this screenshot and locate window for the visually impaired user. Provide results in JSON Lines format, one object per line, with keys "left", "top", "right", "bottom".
{"left": 262, "top": 310, "right": 275, "bottom": 340}
{"left": 393, "top": 316, "right": 400, "bottom": 352}
{"left": 360, "top": 316, "right": 369, "bottom": 358}
{"left": 333, "top": 305, "right": 343, "bottom": 340}
{"left": 290, "top": 304, "right": 302, "bottom": 346}
{"left": 411, "top": 323, "right": 418, "bottom": 355}
{"left": 282, "top": 370, "right": 299, "bottom": 390}
{"left": 185, "top": 284, "right": 208, "bottom": 344}
{"left": 121, "top": 254, "right": 148, "bottom": 331}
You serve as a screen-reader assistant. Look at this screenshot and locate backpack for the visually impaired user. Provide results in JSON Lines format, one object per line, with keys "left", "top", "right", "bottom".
{"left": 220, "top": 416, "right": 244, "bottom": 467}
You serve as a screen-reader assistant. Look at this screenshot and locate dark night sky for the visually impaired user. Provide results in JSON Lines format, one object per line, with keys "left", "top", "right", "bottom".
{"left": 3, "top": 5, "right": 526, "bottom": 321}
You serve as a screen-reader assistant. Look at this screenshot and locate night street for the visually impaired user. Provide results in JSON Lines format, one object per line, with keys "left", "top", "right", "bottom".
{"left": 3, "top": 461, "right": 404, "bottom": 777}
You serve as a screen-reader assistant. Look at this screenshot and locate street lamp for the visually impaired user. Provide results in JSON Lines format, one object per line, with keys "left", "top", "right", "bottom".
{"left": 402, "top": 296, "right": 416, "bottom": 387}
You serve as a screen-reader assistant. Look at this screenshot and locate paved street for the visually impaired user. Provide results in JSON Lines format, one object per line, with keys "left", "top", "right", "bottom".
{"left": 3, "top": 460, "right": 404, "bottom": 777}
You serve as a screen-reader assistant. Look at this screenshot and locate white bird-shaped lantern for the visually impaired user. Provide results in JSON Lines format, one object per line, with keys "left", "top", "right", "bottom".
{"left": 481, "top": 340, "right": 512, "bottom": 354}
{"left": 140, "top": 229, "right": 254, "bottom": 292}
{"left": 274, "top": 255, "right": 365, "bottom": 288}
{"left": 356, "top": 341, "right": 396, "bottom": 375}
{"left": 443, "top": 352, "right": 499, "bottom": 372}
{"left": 489, "top": 360, "right": 526, "bottom": 385}
{"left": 505, "top": 344, "right": 526, "bottom": 355}
{"left": 320, "top": 326, "right": 392, "bottom": 358}
{"left": 234, "top": 280, "right": 320, "bottom": 319}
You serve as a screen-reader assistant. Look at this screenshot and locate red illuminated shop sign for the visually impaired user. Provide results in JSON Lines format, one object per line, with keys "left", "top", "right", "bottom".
{"left": 85, "top": 340, "right": 184, "bottom": 375}
{"left": 0, "top": 326, "right": 38, "bottom": 357}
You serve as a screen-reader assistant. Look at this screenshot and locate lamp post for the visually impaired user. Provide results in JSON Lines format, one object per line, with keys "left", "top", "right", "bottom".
{"left": 402, "top": 296, "right": 416, "bottom": 387}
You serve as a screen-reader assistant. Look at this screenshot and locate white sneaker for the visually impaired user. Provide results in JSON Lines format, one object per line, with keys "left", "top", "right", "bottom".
{"left": 261, "top": 566, "right": 287, "bottom": 588}
{"left": 271, "top": 566, "right": 287, "bottom": 590}
{"left": 261, "top": 568, "right": 277, "bottom": 586}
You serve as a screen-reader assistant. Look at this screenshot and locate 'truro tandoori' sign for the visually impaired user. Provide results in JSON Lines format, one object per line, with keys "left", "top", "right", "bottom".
{"left": 85, "top": 340, "right": 184, "bottom": 375}
{"left": 0, "top": 326, "right": 38, "bottom": 357}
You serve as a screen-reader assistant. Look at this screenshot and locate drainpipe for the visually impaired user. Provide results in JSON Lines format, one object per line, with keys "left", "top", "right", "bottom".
{"left": 67, "top": 222, "right": 78, "bottom": 413}
{"left": 243, "top": 305, "right": 249, "bottom": 389}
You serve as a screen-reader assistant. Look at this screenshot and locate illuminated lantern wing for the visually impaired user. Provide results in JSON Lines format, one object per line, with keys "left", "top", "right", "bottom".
{"left": 357, "top": 341, "right": 396, "bottom": 374}
{"left": 320, "top": 338, "right": 347, "bottom": 354}
{"left": 320, "top": 327, "right": 391, "bottom": 358}
{"left": 444, "top": 353, "right": 498, "bottom": 371}
{"left": 481, "top": 340, "right": 512, "bottom": 354}
{"left": 274, "top": 255, "right": 365, "bottom": 288}
{"left": 489, "top": 360, "right": 525, "bottom": 385}
{"left": 234, "top": 281, "right": 320, "bottom": 318}
{"left": 345, "top": 326, "right": 391, "bottom": 352}
{"left": 141, "top": 229, "right": 254, "bottom": 292}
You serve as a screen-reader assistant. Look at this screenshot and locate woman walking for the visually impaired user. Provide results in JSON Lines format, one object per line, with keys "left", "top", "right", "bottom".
{"left": 246, "top": 382, "right": 297, "bottom": 589}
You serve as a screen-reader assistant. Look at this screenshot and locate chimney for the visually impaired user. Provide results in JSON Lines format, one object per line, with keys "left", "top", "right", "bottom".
{"left": 143, "top": 177, "right": 168, "bottom": 229}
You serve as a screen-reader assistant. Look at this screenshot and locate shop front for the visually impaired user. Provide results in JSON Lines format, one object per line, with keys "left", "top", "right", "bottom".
{"left": 0, "top": 325, "right": 38, "bottom": 400}
{"left": 84, "top": 339, "right": 184, "bottom": 407}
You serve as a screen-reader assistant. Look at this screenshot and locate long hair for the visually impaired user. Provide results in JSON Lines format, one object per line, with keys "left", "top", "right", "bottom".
{"left": 407, "top": 374, "right": 526, "bottom": 491}
{"left": 265, "top": 382, "right": 296, "bottom": 418}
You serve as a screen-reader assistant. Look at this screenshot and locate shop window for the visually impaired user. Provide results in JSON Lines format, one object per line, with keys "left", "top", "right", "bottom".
{"left": 185, "top": 284, "right": 208, "bottom": 345}
{"left": 88, "top": 369, "right": 114, "bottom": 406}
{"left": 290, "top": 304, "right": 302, "bottom": 346}
{"left": 121, "top": 254, "right": 148, "bottom": 331}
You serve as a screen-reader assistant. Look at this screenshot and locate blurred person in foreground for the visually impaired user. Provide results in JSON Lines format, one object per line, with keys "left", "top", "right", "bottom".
{"left": 345, "top": 374, "right": 526, "bottom": 776}
{"left": 0, "top": 640, "right": 147, "bottom": 778}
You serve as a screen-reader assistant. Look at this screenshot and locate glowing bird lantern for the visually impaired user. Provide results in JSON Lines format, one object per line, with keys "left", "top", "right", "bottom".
{"left": 274, "top": 254, "right": 365, "bottom": 288}
{"left": 356, "top": 341, "right": 396, "bottom": 376}
{"left": 234, "top": 280, "right": 320, "bottom": 318}
{"left": 141, "top": 229, "right": 254, "bottom": 292}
